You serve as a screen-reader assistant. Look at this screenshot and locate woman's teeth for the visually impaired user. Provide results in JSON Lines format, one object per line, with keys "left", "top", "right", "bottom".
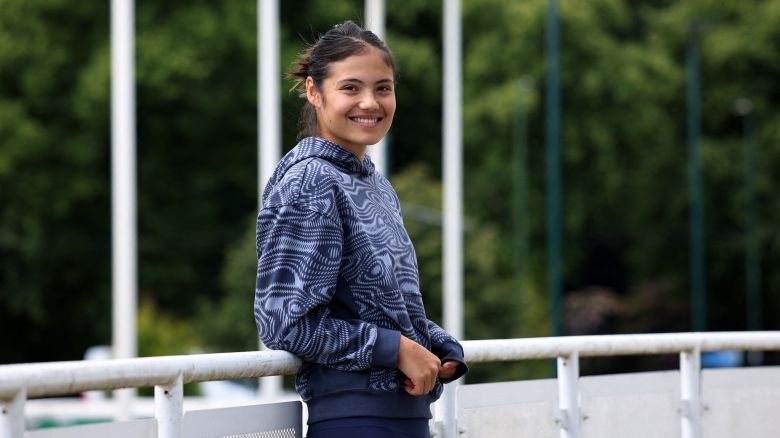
{"left": 351, "top": 117, "right": 380, "bottom": 124}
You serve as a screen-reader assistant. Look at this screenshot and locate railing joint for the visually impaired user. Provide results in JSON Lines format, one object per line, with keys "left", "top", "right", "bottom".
{"left": 155, "top": 373, "right": 183, "bottom": 438}
{"left": 0, "top": 388, "right": 26, "bottom": 438}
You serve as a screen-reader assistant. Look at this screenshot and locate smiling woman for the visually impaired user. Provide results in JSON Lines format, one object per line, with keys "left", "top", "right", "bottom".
{"left": 304, "top": 50, "right": 396, "bottom": 159}
{"left": 286, "top": 21, "right": 398, "bottom": 159}
{"left": 254, "top": 21, "right": 467, "bottom": 438}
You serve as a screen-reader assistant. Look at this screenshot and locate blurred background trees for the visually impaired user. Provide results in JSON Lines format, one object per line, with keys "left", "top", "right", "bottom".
{"left": 1, "top": 0, "right": 779, "bottom": 380}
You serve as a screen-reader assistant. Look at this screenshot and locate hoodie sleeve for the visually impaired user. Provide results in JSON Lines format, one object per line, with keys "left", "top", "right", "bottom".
{"left": 255, "top": 203, "right": 399, "bottom": 371}
{"left": 427, "top": 320, "right": 468, "bottom": 383}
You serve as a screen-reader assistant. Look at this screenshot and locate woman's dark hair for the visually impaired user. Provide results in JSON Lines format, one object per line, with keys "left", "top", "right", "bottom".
{"left": 287, "top": 20, "right": 396, "bottom": 140}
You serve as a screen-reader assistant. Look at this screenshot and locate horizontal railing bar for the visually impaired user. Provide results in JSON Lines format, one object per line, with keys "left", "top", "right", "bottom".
{"left": 0, "top": 351, "right": 301, "bottom": 399}
{"left": 463, "top": 331, "right": 780, "bottom": 362}
{"left": 2, "top": 331, "right": 778, "bottom": 400}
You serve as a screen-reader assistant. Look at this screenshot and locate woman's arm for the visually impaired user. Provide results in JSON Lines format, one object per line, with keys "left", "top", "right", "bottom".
{"left": 255, "top": 204, "right": 399, "bottom": 371}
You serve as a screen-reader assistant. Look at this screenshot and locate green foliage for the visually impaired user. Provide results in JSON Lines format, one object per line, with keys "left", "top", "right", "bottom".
{"left": 137, "top": 300, "right": 202, "bottom": 395}
{"left": 3, "top": 0, "right": 780, "bottom": 382}
{"left": 196, "top": 215, "right": 259, "bottom": 353}
{"left": 0, "top": 1, "right": 112, "bottom": 363}
{"left": 138, "top": 300, "right": 200, "bottom": 357}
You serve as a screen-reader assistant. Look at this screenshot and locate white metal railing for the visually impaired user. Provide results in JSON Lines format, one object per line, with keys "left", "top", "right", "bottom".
{"left": 460, "top": 331, "right": 780, "bottom": 438}
{"left": 2, "top": 332, "right": 780, "bottom": 438}
{"left": 0, "top": 351, "right": 301, "bottom": 438}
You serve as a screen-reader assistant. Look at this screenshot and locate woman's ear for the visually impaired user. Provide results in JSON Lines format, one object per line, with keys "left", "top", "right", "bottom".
{"left": 305, "top": 77, "right": 320, "bottom": 108}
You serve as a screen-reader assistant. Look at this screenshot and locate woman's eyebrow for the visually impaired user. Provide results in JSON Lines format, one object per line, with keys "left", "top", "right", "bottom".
{"left": 337, "top": 77, "right": 395, "bottom": 84}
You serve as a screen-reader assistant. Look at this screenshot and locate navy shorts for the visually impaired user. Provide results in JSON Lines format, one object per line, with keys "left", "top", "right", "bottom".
{"left": 306, "top": 417, "right": 431, "bottom": 438}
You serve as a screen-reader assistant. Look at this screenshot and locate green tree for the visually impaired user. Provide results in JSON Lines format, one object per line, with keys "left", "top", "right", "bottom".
{"left": 1, "top": 1, "right": 112, "bottom": 363}
{"left": 3, "top": 0, "right": 780, "bottom": 377}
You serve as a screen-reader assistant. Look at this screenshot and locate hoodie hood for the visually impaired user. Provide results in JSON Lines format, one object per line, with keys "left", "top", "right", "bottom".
{"left": 262, "top": 137, "right": 375, "bottom": 201}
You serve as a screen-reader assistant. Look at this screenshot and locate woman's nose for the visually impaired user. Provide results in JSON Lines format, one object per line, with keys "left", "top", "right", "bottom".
{"left": 359, "top": 92, "right": 380, "bottom": 110}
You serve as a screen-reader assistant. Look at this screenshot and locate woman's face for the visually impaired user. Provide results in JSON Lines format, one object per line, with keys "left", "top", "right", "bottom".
{"left": 306, "top": 48, "right": 396, "bottom": 158}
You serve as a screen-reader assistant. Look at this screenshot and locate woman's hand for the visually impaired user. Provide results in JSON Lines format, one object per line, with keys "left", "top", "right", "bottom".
{"left": 437, "top": 361, "right": 458, "bottom": 380}
{"left": 397, "top": 335, "right": 441, "bottom": 396}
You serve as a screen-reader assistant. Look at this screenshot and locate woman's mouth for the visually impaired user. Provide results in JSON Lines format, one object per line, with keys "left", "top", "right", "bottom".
{"left": 349, "top": 116, "right": 383, "bottom": 127}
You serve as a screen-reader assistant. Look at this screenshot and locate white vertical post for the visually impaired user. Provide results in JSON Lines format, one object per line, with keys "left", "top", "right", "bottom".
{"left": 680, "top": 348, "right": 702, "bottom": 438}
{"left": 557, "top": 353, "right": 581, "bottom": 438}
{"left": 0, "top": 389, "right": 26, "bottom": 438}
{"left": 365, "top": 0, "right": 385, "bottom": 44}
{"left": 440, "top": 1, "right": 463, "bottom": 437}
{"left": 111, "top": 0, "right": 138, "bottom": 421}
{"left": 259, "top": 0, "right": 281, "bottom": 197}
{"left": 365, "top": 0, "right": 388, "bottom": 175}
{"left": 442, "top": 0, "right": 463, "bottom": 360}
{"left": 258, "top": 0, "right": 283, "bottom": 400}
{"left": 155, "top": 374, "right": 183, "bottom": 438}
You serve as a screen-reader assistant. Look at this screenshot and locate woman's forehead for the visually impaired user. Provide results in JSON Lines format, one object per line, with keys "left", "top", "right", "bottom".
{"left": 326, "top": 51, "right": 394, "bottom": 82}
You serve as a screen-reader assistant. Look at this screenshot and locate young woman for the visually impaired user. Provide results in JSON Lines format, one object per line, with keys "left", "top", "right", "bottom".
{"left": 254, "top": 21, "right": 467, "bottom": 438}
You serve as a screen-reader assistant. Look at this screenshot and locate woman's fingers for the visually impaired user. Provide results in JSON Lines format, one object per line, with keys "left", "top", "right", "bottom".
{"left": 438, "top": 361, "right": 458, "bottom": 379}
{"left": 397, "top": 335, "right": 441, "bottom": 396}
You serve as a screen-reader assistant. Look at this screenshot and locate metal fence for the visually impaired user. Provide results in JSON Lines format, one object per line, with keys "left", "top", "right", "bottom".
{"left": 2, "top": 331, "right": 780, "bottom": 438}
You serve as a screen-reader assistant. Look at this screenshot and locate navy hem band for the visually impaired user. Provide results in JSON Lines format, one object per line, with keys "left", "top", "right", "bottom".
{"left": 307, "top": 391, "right": 433, "bottom": 425}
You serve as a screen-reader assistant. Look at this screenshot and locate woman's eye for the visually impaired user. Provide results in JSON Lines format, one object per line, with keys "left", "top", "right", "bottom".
{"left": 342, "top": 85, "right": 358, "bottom": 92}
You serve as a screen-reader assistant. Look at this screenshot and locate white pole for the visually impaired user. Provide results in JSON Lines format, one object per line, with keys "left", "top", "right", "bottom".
{"left": 111, "top": 0, "right": 138, "bottom": 421}
{"left": 258, "top": 0, "right": 283, "bottom": 400}
{"left": 365, "top": 0, "right": 388, "bottom": 176}
{"left": 365, "top": 0, "right": 385, "bottom": 40}
{"left": 154, "top": 375, "right": 183, "bottom": 438}
{"left": 442, "top": 0, "right": 463, "bottom": 358}
{"left": 680, "top": 348, "right": 702, "bottom": 438}
{"left": 440, "top": 1, "right": 463, "bottom": 437}
{"left": 557, "top": 353, "right": 581, "bottom": 438}
{"left": 259, "top": 0, "right": 281, "bottom": 197}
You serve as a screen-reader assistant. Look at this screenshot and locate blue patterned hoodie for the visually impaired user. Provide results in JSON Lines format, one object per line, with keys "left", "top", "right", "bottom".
{"left": 255, "top": 137, "right": 467, "bottom": 424}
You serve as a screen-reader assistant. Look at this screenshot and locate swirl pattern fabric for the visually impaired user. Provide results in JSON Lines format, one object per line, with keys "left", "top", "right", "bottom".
{"left": 255, "top": 138, "right": 461, "bottom": 402}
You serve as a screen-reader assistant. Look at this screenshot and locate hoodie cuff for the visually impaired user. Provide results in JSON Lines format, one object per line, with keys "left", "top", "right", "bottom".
{"left": 372, "top": 327, "right": 401, "bottom": 369}
{"left": 435, "top": 342, "right": 469, "bottom": 383}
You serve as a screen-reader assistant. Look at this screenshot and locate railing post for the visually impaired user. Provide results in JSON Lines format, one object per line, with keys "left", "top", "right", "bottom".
{"left": 0, "top": 389, "right": 25, "bottom": 438}
{"left": 556, "top": 352, "right": 580, "bottom": 438}
{"left": 155, "top": 374, "right": 183, "bottom": 438}
{"left": 680, "top": 348, "right": 702, "bottom": 438}
{"left": 435, "top": 382, "right": 460, "bottom": 438}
